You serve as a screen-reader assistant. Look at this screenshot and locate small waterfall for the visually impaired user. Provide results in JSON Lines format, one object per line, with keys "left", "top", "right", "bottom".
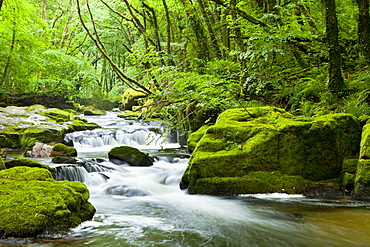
{"left": 55, "top": 165, "right": 90, "bottom": 183}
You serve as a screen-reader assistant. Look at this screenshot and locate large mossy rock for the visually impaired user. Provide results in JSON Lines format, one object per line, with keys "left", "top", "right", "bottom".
{"left": 5, "top": 158, "right": 55, "bottom": 176}
{"left": 83, "top": 106, "right": 106, "bottom": 116}
{"left": 20, "top": 128, "right": 64, "bottom": 150}
{"left": 354, "top": 122, "right": 370, "bottom": 198}
{"left": 108, "top": 146, "right": 154, "bottom": 166}
{"left": 121, "top": 88, "right": 147, "bottom": 111}
{"left": 180, "top": 107, "right": 361, "bottom": 194}
{"left": 0, "top": 166, "right": 95, "bottom": 238}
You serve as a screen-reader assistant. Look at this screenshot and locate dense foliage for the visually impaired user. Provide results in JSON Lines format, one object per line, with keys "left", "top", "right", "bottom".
{"left": 1, "top": 0, "right": 370, "bottom": 130}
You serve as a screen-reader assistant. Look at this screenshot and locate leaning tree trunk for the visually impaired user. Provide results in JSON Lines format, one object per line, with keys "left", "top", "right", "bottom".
{"left": 356, "top": 0, "right": 370, "bottom": 64}
{"left": 322, "top": 0, "right": 346, "bottom": 96}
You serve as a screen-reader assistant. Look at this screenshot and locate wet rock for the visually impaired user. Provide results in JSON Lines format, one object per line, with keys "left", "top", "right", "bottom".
{"left": 120, "top": 88, "right": 147, "bottom": 111}
{"left": 0, "top": 157, "right": 5, "bottom": 171}
{"left": 51, "top": 143, "right": 77, "bottom": 157}
{"left": 181, "top": 106, "right": 361, "bottom": 195}
{"left": 52, "top": 156, "right": 78, "bottom": 164}
{"left": 105, "top": 185, "right": 151, "bottom": 197}
{"left": 108, "top": 146, "right": 154, "bottom": 166}
{"left": 0, "top": 166, "right": 95, "bottom": 238}
{"left": 354, "top": 122, "right": 370, "bottom": 198}
{"left": 83, "top": 106, "right": 106, "bottom": 116}
{"left": 25, "top": 142, "right": 53, "bottom": 158}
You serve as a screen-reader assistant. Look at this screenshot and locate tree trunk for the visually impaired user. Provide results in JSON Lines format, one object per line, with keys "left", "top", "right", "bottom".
{"left": 323, "top": 0, "right": 346, "bottom": 96}
{"left": 0, "top": 0, "right": 4, "bottom": 12}
{"left": 180, "top": 0, "right": 210, "bottom": 66}
{"left": 356, "top": 0, "right": 370, "bottom": 64}
{"left": 1, "top": 29, "right": 16, "bottom": 87}
{"left": 196, "top": 0, "right": 222, "bottom": 59}
{"left": 162, "top": 0, "right": 176, "bottom": 66}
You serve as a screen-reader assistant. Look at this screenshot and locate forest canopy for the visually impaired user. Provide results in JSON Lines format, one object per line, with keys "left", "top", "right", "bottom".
{"left": 1, "top": 0, "right": 370, "bottom": 130}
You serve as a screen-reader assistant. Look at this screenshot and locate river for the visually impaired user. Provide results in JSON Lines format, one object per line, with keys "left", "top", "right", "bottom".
{"left": 13, "top": 111, "right": 370, "bottom": 247}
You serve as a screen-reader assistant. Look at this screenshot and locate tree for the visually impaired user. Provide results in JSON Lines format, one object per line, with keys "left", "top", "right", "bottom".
{"left": 322, "top": 0, "right": 346, "bottom": 96}
{"left": 356, "top": 0, "right": 370, "bottom": 64}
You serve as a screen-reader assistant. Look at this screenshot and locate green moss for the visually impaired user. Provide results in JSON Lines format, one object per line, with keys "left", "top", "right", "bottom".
{"left": 360, "top": 123, "right": 370, "bottom": 159}
{"left": 0, "top": 132, "right": 20, "bottom": 149}
{"left": 354, "top": 159, "right": 370, "bottom": 198}
{"left": 5, "top": 158, "right": 55, "bottom": 175}
{"left": 121, "top": 88, "right": 147, "bottom": 110}
{"left": 187, "top": 124, "right": 212, "bottom": 153}
{"left": 51, "top": 143, "right": 77, "bottom": 157}
{"left": 67, "top": 120, "right": 100, "bottom": 132}
{"left": 193, "top": 171, "right": 313, "bottom": 195}
{"left": 52, "top": 156, "right": 77, "bottom": 164}
{"left": 117, "top": 110, "right": 142, "bottom": 120}
{"left": 0, "top": 167, "right": 95, "bottom": 238}
{"left": 342, "top": 172, "right": 355, "bottom": 191}
{"left": 194, "top": 177, "right": 272, "bottom": 195}
{"left": 20, "top": 128, "right": 64, "bottom": 150}
{"left": 40, "top": 109, "right": 74, "bottom": 123}
{"left": 83, "top": 106, "right": 106, "bottom": 116}
{"left": 181, "top": 107, "right": 361, "bottom": 194}
{"left": 108, "top": 146, "right": 154, "bottom": 166}
{"left": 0, "top": 157, "right": 5, "bottom": 171}
{"left": 341, "top": 158, "right": 358, "bottom": 174}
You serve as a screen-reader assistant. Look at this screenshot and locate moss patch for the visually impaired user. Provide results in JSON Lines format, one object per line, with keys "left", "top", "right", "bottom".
{"left": 187, "top": 124, "right": 212, "bottom": 153}
{"left": 0, "top": 167, "right": 95, "bottom": 238}
{"left": 40, "top": 109, "right": 74, "bottom": 123}
{"left": 51, "top": 143, "right": 77, "bottom": 157}
{"left": 0, "top": 157, "right": 5, "bottom": 171}
{"left": 181, "top": 107, "right": 361, "bottom": 194}
{"left": 67, "top": 120, "right": 100, "bottom": 132}
{"left": 5, "top": 158, "right": 54, "bottom": 176}
{"left": 20, "top": 128, "right": 64, "bottom": 150}
{"left": 193, "top": 171, "right": 313, "bottom": 195}
{"left": 108, "top": 146, "right": 154, "bottom": 166}
{"left": 83, "top": 106, "right": 106, "bottom": 116}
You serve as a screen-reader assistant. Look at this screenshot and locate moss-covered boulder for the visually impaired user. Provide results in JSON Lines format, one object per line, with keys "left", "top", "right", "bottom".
{"left": 40, "top": 109, "right": 75, "bottom": 123}
{"left": 194, "top": 171, "right": 313, "bottom": 195}
{"left": 20, "top": 128, "right": 64, "bottom": 150}
{"left": 52, "top": 156, "right": 78, "bottom": 164}
{"left": 340, "top": 158, "right": 358, "bottom": 192}
{"left": 187, "top": 124, "right": 212, "bottom": 153}
{"left": 5, "top": 158, "right": 54, "bottom": 175}
{"left": 0, "top": 166, "right": 95, "bottom": 238}
{"left": 354, "top": 122, "right": 370, "bottom": 198}
{"left": 181, "top": 107, "right": 361, "bottom": 195}
{"left": 121, "top": 88, "right": 147, "bottom": 111}
{"left": 0, "top": 157, "right": 5, "bottom": 171}
{"left": 66, "top": 119, "right": 100, "bottom": 132}
{"left": 108, "top": 146, "right": 154, "bottom": 166}
{"left": 51, "top": 143, "right": 77, "bottom": 157}
{"left": 117, "top": 110, "right": 142, "bottom": 120}
{"left": 83, "top": 106, "right": 106, "bottom": 116}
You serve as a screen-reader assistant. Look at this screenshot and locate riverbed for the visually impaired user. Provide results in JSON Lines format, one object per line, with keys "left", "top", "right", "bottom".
{"left": 5, "top": 111, "right": 370, "bottom": 247}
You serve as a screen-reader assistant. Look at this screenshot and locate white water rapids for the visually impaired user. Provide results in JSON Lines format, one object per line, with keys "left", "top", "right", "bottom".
{"left": 32, "top": 111, "right": 370, "bottom": 247}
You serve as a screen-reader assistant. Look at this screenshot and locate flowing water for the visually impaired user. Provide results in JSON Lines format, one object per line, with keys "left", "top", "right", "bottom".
{"left": 9, "top": 111, "right": 370, "bottom": 247}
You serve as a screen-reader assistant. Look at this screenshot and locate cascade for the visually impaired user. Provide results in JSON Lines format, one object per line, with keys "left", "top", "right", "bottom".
{"left": 40, "top": 111, "right": 370, "bottom": 247}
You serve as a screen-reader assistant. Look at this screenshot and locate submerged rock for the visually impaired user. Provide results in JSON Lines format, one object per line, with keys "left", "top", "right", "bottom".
{"left": 181, "top": 107, "right": 361, "bottom": 195}
{"left": 108, "top": 146, "right": 154, "bottom": 166}
{"left": 0, "top": 166, "right": 95, "bottom": 238}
